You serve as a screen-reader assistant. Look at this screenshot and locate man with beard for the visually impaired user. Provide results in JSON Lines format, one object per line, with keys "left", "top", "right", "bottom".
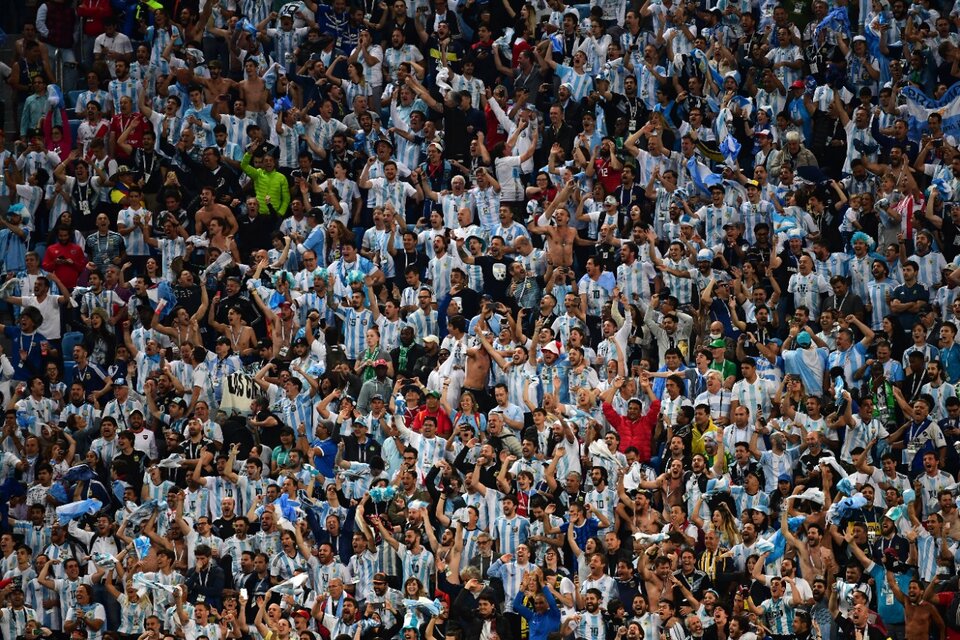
{"left": 374, "top": 518, "right": 435, "bottom": 590}
{"left": 411, "top": 337, "right": 441, "bottom": 385}
{"left": 790, "top": 609, "right": 819, "bottom": 640}
{"left": 194, "top": 185, "right": 239, "bottom": 236}
{"left": 362, "top": 571, "right": 402, "bottom": 631}
{"left": 314, "top": 594, "right": 380, "bottom": 638}
{"left": 782, "top": 515, "right": 838, "bottom": 586}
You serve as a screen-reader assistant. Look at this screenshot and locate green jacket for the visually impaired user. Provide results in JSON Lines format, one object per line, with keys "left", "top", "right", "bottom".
{"left": 241, "top": 153, "right": 290, "bottom": 216}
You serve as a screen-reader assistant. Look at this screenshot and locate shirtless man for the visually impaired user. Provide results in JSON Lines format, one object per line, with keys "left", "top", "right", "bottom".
{"left": 464, "top": 317, "right": 494, "bottom": 411}
{"left": 638, "top": 459, "right": 686, "bottom": 512}
{"left": 238, "top": 58, "right": 270, "bottom": 131}
{"left": 195, "top": 185, "right": 239, "bottom": 236}
{"left": 638, "top": 546, "right": 674, "bottom": 611}
{"left": 619, "top": 488, "right": 661, "bottom": 535}
{"left": 528, "top": 179, "right": 578, "bottom": 268}
{"left": 198, "top": 61, "right": 239, "bottom": 106}
{"left": 781, "top": 507, "right": 838, "bottom": 582}
{"left": 887, "top": 572, "right": 944, "bottom": 640}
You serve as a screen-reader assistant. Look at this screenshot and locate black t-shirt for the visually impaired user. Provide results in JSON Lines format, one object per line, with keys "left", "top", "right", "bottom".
{"left": 213, "top": 515, "right": 239, "bottom": 540}
{"left": 473, "top": 255, "right": 514, "bottom": 303}
{"left": 114, "top": 449, "right": 147, "bottom": 489}
{"left": 941, "top": 216, "right": 960, "bottom": 262}
{"left": 257, "top": 410, "right": 284, "bottom": 449}
{"left": 173, "top": 284, "right": 203, "bottom": 316}
{"left": 595, "top": 241, "right": 619, "bottom": 273}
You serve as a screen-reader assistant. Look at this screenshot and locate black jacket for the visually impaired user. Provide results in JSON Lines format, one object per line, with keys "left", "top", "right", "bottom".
{"left": 341, "top": 434, "right": 382, "bottom": 464}
{"left": 537, "top": 122, "right": 575, "bottom": 166}
{"left": 185, "top": 562, "right": 226, "bottom": 609}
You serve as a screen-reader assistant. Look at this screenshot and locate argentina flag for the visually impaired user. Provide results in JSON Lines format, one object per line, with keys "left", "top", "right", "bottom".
{"left": 900, "top": 81, "right": 960, "bottom": 143}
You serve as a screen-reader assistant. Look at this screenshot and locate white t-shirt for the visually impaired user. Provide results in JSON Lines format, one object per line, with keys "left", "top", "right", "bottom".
{"left": 20, "top": 294, "right": 62, "bottom": 340}
{"left": 93, "top": 33, "right": 133, "bottom": 78}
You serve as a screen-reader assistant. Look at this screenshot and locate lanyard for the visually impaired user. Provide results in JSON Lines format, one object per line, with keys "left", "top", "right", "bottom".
{"left": 909, "top": 374, "right": 926, "bottom": 401}
{"left": 95, "top": 232, "right": 111, "bottom": 255}
{"left": 834, "top": 292, "right": 848, "bottom": 311}
{"left": 907, "top": 420, "right": 928, "bottom": 445}
{"left": 140, "top": 152, "right": 157, "bottom": 183}
{"left": 20, "top": 332, "right": 37, "bottom": 356}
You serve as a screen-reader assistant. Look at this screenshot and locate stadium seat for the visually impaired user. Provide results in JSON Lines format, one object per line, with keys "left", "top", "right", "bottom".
{"left": 67, "top": 90, "right": 83, "bottom": 111}
{"left": 68, "top": 119, "right": 80, "bottom": 143}
{"left": 61, "top": 331, "right": 85, "bottom": 359}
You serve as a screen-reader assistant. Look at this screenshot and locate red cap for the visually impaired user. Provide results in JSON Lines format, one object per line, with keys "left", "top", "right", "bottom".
{"left": 790, "top": 80, "right": 805, "bottom": 89}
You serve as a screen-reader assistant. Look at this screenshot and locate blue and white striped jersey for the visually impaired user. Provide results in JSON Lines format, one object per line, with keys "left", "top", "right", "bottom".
{"left": 397, "top": 545, "right": 434, "bottom": 589}
{"left": 335, "top": 307, "right": 375, "bottom": 361}
{"left": 555, "top": 64, "right": 594, "bottom": 101}
{"left": 107, "top": 78, "right": 139, "bottom": 112}
{"left": 488, "top": 559, "right": 535, "bottom": 612}
{"left": 117, "top": 207, "right": 151, "bottom": 256}
{"left": 757, "top": 597, "right": 793, "bottom": 636}
{"left": 490, "top": 514, "right": 530, "bottom": 556}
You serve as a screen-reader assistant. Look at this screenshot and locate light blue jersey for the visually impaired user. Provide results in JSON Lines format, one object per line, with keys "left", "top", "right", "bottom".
{"left": 555, "top": 65, "right": 594, "bottom": 101}
{"left": 117, "top": 207, "right": 151, "bottom": 256}
{"left": 491, "top": 514, "right": 530, "bottom": 556}
{"left": 335, "top": 307, "right": 374, "bottom": 361}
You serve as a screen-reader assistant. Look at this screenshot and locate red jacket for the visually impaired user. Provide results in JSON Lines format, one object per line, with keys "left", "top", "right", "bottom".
{"left": 411, "top": 406, "right": 453, "bottom": 437}
{"left": 77, "top": 0, "right": 112, "bottom": 37}
{"left": 42, "top": 241, "right": 86, "bottom": 290}
{"left": 602, "top": 400, "right": 659, "bottom": 462}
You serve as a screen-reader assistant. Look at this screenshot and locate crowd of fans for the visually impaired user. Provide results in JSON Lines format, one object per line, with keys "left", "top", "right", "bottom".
{"left": 0, "top": 1, "right": 958, "bottom": 640}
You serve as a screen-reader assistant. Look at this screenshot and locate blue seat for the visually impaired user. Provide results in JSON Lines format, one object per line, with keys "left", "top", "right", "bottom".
{"left": 62, "top": 361, "right": 76, "bottom": 383}
{"left": 61, "top": 331, "right": 84, "bottom": 357}
{"left": 68, "top": 119, "right": 80, "bottom": 143}
{"left": 33, "top": 242, "right": 46, "bottom": 260}
{"left": 67, "top": 90, "right": 83, "bottom": 111}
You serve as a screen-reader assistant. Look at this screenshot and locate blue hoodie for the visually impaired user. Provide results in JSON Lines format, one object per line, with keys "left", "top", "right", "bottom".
{"left": 513, "top": 587, "right": 561, "bottom": 640}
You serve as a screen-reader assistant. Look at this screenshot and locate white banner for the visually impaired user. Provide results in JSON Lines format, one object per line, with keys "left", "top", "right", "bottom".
{"left": 220, "top": 371, "right": 258, "bottom": 415}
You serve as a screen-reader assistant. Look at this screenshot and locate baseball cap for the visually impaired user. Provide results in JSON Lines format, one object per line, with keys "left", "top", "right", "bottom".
{"left": 709, "top": 338, "right": 726, "bottom": 348}
{"left": 423, "top": 335, "right": 439, "bottom": 344}
{"left": 790, "top": 80, "right": 805, "bottom": 89}
{"left": 796, "top": 331, "right": 812, "bottom": 347}
{"left": 373, "top": 358, "right": 389, "bottom": 368}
